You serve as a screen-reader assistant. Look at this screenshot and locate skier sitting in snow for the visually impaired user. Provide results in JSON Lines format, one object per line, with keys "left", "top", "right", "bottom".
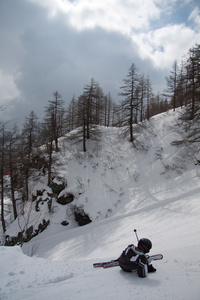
{"left": 118, "top": 238, "right": 156, "bottom": 278}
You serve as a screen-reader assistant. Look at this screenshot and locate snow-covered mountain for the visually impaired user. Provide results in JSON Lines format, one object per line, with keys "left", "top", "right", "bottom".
{"left": 1, "top": 109, "right": 200, "bottom": 300}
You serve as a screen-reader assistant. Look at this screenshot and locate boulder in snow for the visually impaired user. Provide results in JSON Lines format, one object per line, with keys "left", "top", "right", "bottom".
{"left": 57, "top": 193, "right": 74, "bottom": 205}
{"left": 73, "top": 205, "right": 92, "bottom": 226}
{"left": 49, "top": 177, "right": 67, "bottom": 195}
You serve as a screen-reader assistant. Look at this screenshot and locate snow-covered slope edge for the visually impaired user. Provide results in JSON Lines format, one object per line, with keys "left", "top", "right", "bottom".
{"left": 5, "top": 109, "right": 199, "bottom": 239}
{"left": 1, "top": 109, "right": 200, "bottom": 300}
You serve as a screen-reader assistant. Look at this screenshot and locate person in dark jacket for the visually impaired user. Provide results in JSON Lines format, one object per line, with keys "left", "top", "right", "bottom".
{"left": 118, "top": 238, "right": 156, "bottom": 278}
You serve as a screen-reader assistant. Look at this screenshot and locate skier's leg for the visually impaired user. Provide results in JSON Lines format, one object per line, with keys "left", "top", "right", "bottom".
{"left": 148, "top": 264, "right": 157, "bottom": 272}
{"left": 137, "top": 266, "right": 146, "bottom": 278}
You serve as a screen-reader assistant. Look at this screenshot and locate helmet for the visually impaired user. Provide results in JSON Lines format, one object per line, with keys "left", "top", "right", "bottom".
{"left": 138, "top": 238, "right": 152, "bottom": 253}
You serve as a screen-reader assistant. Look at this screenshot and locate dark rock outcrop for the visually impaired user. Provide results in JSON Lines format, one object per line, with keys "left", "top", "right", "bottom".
{"left": 57, "top": 193, "right": 74, "bottom": 205}
{"left": 73, "top": 206, "right": 92, "bottom": 226}
{"left": 49, "top": 178, "right": 66, "bottom": 195}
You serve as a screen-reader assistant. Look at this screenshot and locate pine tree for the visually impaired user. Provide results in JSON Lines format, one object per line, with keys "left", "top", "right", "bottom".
{"left": 165, "top": 60, "right": 179, "bottom": 111}
{"left": 120, "top": 63, "right": 139, "bottom": 142}
{"left": 7, "top": 125, "right": 19, "bottom": 220}
{"left": 45, "top": 91, "right": 65, "bottom": 152}
{"left": 0, "top": 124, "right": 6, "bottom": 232}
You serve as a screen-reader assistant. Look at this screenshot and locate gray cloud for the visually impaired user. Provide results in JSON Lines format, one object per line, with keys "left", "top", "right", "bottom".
{"left": 0, "top": 0, "right": 199, "bottom": 126}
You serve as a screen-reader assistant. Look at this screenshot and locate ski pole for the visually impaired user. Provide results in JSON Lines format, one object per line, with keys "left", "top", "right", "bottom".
{"left": 134, "top": 229, "right": 139, "bottom": 242}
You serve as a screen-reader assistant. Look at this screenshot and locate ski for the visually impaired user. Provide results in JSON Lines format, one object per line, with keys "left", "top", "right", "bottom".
{"left": 93, "top": 259, "right": 119, "bottom": 268}
{"left": 103, "top": 260, "right": 119, "bottom": 268}
{"left": 146, "top": 254, "right": 163, "bottom": 264}
{"left": 146, "top": 254, "right": 163, "bottom": 261}
{"left": 93, "top": 254, "right": 163, "bottom": 269}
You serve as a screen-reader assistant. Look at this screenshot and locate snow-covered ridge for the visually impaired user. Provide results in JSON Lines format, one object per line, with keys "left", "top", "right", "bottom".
{"left": 1, "top": 109, "right": 200, "bottom": 300}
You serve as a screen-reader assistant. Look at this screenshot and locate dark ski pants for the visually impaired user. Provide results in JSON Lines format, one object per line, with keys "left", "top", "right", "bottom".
{"left": 119, "top": 262, "right": 146, "bottom": 278}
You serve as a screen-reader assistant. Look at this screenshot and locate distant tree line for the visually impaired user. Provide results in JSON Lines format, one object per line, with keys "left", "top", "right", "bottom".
{"left": 165, "top": 44, "right": 200, "bottom": 117}
{"left": 165, "top": 43, "right": 200, "bottom": 143}
{"left": 0, "top": 43, "right": 199, "bottom": 233}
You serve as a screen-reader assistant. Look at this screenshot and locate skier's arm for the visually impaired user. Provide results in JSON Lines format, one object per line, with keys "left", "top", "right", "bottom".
{"left": 146, "top": 255, "right": 152, "bottom": 265}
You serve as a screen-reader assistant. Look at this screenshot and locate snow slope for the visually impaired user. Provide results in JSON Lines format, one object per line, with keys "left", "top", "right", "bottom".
{"left": 1, "top": 109, "right": 200, "bottom": 300}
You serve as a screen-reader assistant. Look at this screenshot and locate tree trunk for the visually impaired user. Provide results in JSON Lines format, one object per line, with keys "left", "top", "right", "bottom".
{"left": 48, "top": 139, "right": 53, "bottom": 186}
{"left": 9, "top": 153, "right": 18, "bottom": 219}
{"left": 1, "top": 131, "right": 6, "bottom": 232}
{"left": 83, "top": 119, "right": 86, "bottom": 152}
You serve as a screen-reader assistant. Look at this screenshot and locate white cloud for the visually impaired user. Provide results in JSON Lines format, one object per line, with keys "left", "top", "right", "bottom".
{"left": 28, "top": 0, "right": 161, "bottom": 34}
{"left": 189, "top": 7, "right": 200, "bottom": 31}
{"left": 0, "top": 71, "right": 20, "bottom": 104}
{"left": 131, "top": 24, "right": 198, "bottom": 69}
{"left": 27, "top": 0, "right": 200, "bottom": 70}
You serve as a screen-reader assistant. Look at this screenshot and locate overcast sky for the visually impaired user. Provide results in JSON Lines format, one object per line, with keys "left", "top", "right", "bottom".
{"left": 0, "top": 0, "right": 200, "bottom": 127}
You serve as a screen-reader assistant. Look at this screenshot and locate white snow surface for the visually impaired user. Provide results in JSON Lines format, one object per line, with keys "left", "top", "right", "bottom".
{"left": 1, "top": 109, "right": 200, "bottom": 300}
